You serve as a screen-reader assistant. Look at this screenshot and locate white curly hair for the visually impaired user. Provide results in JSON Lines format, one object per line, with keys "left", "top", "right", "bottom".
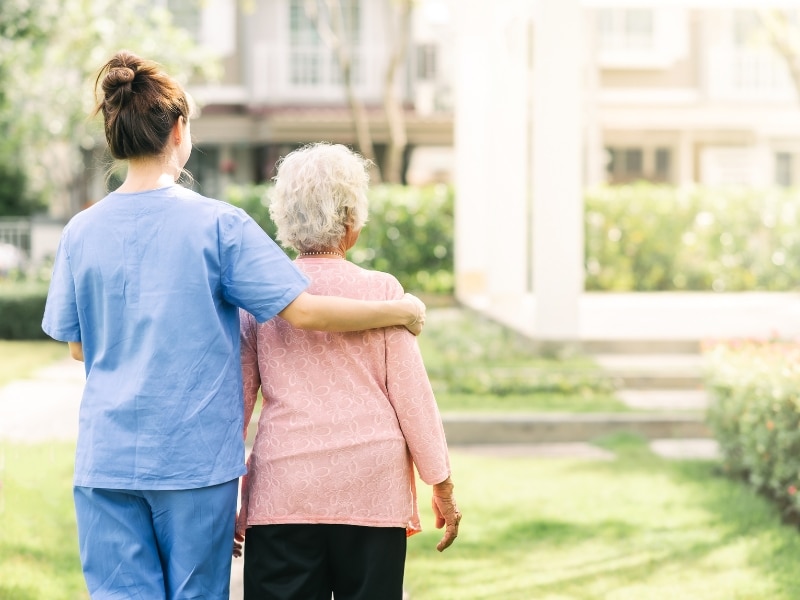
{"left": 269, "top": 142, "right": 370, "bottom": 252}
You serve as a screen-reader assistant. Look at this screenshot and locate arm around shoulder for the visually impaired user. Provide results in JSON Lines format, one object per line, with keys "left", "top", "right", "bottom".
{"left": 278, "top": 291, "right": 425, "bottom": 334}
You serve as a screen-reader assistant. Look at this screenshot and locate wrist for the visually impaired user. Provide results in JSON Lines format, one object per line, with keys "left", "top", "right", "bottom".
{"left": 433, "top": 476, "right": 454, "bottom": 496}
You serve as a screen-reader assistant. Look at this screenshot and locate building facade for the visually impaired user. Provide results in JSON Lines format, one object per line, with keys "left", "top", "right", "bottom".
{"left": 171, "top": 1, "right": 800, "bottom": 198}
{"left": 451, "top": 0, "right": 800, "bottom": 344}
{"left": 168, "top": 0, "right": 455, "bottom": 200}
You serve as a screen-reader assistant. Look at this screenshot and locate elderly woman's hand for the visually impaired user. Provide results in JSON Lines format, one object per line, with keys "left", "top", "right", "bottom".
{"left": 432, "top": 476, "right": 461, "bottom": 552}
{"left": 403, "top": 293, "right": 426, "bottom": 336}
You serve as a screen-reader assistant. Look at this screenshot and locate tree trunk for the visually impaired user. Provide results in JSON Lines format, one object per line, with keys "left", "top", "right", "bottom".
{"left": 305, "top": 0, "right": 381, "bottom": 182}
{"left": 382, "top": 0, "right": 412, "bottom": 184}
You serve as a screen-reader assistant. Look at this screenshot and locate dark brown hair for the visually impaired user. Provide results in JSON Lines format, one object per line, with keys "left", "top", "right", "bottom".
{"left": 93, "top": 50, "right": 190, "bottom": 160}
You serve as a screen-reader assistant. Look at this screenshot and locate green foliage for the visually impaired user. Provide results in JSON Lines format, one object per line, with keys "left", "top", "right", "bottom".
{"left": 230, "top": 181, "right": 800, "bottom": 295}
{"left": 0, "top": 0, "right": 218, "bottom": 207}
{"left": 0, "top": 161, "right": 43, "bottom": 216}
{"left": 586, "top": 184, "right": 800, "bottom": 291}
{"left": 705, "top": 339, "right": 800, "bottom": 522}
{"left": 0, "top": 282, "right": 49, "bottom": 339}
{"left": 0, "top": 340, "right": 66, "bottom": 386}
{"left": 225, "top": 183, "right": 455, "bottom": 294}
{"left": 418, "top": 308, "right": 622, "bottom": 412}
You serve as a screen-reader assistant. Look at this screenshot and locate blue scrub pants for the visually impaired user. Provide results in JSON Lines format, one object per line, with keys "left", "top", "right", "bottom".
{"left": 73, "top": 479, "right": 238, "bottom": 600}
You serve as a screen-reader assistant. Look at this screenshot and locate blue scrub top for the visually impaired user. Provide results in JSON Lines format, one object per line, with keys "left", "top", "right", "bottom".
{"left": 42, "top": 184, "right": 309, "bottom": 490}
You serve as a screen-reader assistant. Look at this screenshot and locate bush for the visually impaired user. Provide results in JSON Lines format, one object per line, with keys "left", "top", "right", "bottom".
{"left": 586, "top": 184, "right": 800, "bottom": 291}
{"left": 225, "top": 183, "right": 454, "bottom": 294}
{"left": 705, "top": 339, "right": 800, "bottom": 522}
{"left": 0, "top": 281, "right": 49, "bottom": 339}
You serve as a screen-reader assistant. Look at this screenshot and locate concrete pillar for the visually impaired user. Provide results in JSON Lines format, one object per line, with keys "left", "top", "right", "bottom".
{"left": 454, "top": 1, "right": 534, "bottom": 304}
{"left": 453, "top": 2, "right": 493, "bottom": 300}
{"left": 530, "top": 0, "right": 584, "bottom": 341}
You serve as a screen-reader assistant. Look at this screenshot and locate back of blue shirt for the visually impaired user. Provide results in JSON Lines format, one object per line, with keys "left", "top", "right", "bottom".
{"left": 42, "top": 185, "right": 308, "bottom": 489}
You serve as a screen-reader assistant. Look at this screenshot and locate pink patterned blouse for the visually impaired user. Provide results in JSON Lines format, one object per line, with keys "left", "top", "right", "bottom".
{"left": 236, "top": 258, "right": 451, "bottom": 536}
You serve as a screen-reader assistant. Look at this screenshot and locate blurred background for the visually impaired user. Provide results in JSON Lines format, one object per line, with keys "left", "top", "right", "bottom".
{"left": 6, "top": 3, "right": 800, "bottom": 598}
{"left": 4, "top": 0, "right": 800, "bottom": 343}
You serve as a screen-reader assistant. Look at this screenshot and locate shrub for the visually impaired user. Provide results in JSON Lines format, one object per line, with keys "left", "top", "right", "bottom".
{"left": 225, "top": 183, "right": 454, "bottom": 294}
{"left": 586, "top": 184, "right": 800, "bottom": 291}
{"left": 0, "top": 281, "right": 49, "bottom": 339}
{"left": 705, "top": 339, "right": 800, "bottom": 522}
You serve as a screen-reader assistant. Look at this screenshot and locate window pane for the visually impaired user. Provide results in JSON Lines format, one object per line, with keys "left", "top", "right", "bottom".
{"left": 655, "top": 148, "right": 671, "bottom": 180}
{"left": 605, "top": 147, "right": 618, "bottom": 177}
{"left": 416, "top": 44, "right": 437, "bottom": 80}
{"left": 624, "top": 149, "right": 643, "bottom": 175}
{"left": 776, "top": 152, "right": 793, "bottom": 187}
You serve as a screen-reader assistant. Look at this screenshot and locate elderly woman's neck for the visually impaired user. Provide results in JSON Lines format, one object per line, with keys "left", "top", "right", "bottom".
{"left": 296, "top": 248, "right": 346, "bottom": 259}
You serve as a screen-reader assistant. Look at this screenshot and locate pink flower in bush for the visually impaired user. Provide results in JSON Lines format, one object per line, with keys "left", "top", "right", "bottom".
{"left": 789, "top": 485, "right": 797, "bottom": 496}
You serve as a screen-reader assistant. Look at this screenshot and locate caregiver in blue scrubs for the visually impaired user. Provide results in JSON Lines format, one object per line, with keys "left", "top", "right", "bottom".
{"left": 41, "top": 50, "right": 425, "bottom": 600}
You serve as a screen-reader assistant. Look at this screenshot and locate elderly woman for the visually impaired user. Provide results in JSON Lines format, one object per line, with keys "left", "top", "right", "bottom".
{"left": 236, "top": 142, "right": 461, "bottom": 600}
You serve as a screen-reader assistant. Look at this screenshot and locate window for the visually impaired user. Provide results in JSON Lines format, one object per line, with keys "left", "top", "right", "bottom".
{"left": 416, "top": 44, "right": 437, "bottom": 81}
{"left": 598, "top": 9, "right": 655, "bottom": 51}
{"left": 655, "top": 148, "right": 672, "bottom": 181}
{"left": 289, "top": 0, "right": 361, "bottom": 87}
{"left": 776, "top": 152, "right": 793, "bottom": 187}
{"left": 607, "top": 146, "right": 673, "bottom": 184}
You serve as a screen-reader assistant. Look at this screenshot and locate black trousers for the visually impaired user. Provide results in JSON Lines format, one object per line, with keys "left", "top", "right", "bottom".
{"left": 243, "top": 524, "right": 407, "bottom": 600}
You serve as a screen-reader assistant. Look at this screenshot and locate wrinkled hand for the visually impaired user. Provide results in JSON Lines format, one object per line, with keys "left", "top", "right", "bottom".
{"left": 232, "top": 531, "right": 244, "bottom": 558}
{"left": 432, "top": 477, "right": 461, "bottom": 552}
{"left": 403, "top": 293, "right": 426, "bottom": 336}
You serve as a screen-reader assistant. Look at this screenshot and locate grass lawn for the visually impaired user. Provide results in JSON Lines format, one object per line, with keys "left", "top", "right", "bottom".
{"left": 0, "top": 443, "right": 86, "bottom": 600}
{"left": 2, "top": 436, "right": 800, "bottom": 599}
{"left": 406, "top": 435, "right": 800, "bottom": 599}
{"left": 0, "top": 340, "right": 68, "bottom": 387}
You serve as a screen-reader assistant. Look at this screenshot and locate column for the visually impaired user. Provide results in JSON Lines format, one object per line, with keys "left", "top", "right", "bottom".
{"left": 530, "top": 0, "right": 584, "bottom": 341}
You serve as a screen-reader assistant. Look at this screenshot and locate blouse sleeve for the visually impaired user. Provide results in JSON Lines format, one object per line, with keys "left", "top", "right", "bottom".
{"left": 384, "top": 280, "right": 451, "bottom": 485}
{"left": 239, "top": 309, "right": 262, "bottom": 440}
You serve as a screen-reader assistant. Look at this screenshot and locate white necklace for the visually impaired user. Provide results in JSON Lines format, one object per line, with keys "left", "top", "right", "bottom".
{"left": 297, "top": 250, "right": 345, "bottom": 259}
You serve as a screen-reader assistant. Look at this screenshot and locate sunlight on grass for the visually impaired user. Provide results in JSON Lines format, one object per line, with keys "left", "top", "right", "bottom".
{"left": 0, "top": 443, "right": 86, "bottom": 600}
{"left": 406, "top": 437, "right": 800, "bottom": 599}
{"left": 0, "top": 340, "right": 68, "bottom": 387}
{"left": 3, "top": 439, "right": 800, "bottom": 599}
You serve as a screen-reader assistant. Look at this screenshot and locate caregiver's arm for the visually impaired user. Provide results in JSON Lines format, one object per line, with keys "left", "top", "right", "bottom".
{"left": 68, "top": 341, "right": 84, "bottom": 362}
{"left": 279, "top": 292, "right": 426, "bottom": 335}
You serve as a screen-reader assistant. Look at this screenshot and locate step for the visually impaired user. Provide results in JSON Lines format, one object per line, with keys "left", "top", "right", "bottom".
{"left": 593, "top": 353, "right": 706, "bottom": 390}
{"left": 617, "top": 389, "right": 709, "bottom": 411}
{"left": 583, "top": 339, "right": 702, "bottom": 354}
{"left": 441, "top": 412, "right": 711, "bottom": 444}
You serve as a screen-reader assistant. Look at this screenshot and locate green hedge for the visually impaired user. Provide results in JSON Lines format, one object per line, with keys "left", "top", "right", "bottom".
{"left": 230, "top": 182, "right": 800, "bottom": 294}
{"left": 225, "top": 183, "right": 454, "bottom": 294}
{"left": 705, "top": 340, "right": 800, "bottom": 522}
{"left": 586, "top": 184, "right": 800, "bottom": 291}
{"left": 0, "top": 282, "right": 49, "bottom": 339}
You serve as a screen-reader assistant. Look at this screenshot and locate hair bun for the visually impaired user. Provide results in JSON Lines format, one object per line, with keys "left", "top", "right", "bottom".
{"left": 106, "top": 66, "right": 135, "bottom": 87}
